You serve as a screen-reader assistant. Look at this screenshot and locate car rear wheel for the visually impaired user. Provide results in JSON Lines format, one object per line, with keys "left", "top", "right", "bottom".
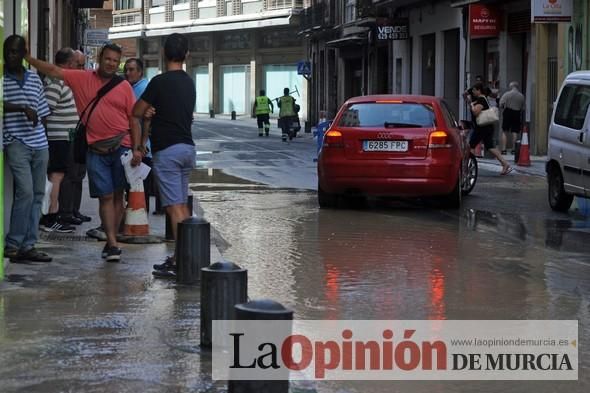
{"left": 462, "top": 154, "right": 478, "bottom": 196}
{"left": 548, "top": 167, "right": 573, "bottom": 212}
{"left": 318, "top": 184, "right": 338, "bottom": 208}
{"left": 442, "top": 172, "right": 462, "bottom": 209}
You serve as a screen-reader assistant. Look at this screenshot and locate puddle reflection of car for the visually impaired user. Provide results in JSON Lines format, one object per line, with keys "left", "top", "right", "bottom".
{"left": 317, "top": 95, "right": 477, "bottom": 209}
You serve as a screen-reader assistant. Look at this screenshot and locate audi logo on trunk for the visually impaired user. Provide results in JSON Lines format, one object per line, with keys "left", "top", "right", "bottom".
{"left": 376, "top": 133, "right": 395, "bottom": 139}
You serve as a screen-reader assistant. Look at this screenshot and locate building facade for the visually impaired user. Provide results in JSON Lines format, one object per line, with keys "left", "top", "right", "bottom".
{"left": 303, "top": 0, "right": 575, "bottom": 155}
{"left": 109, "top": 0, "right": 309, "bottom": 118}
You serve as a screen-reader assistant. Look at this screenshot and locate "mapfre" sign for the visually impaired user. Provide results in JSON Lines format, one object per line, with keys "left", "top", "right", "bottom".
{"left": 469, "top": 4, "right": 501, "bottom": 38}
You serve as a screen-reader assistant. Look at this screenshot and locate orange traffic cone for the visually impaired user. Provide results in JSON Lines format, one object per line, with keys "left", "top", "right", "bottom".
{"left": 123, "top": 182, "right": 149, "bottom": 236}
{"left": 517, "top": 125, "right": 531, "bottom": 167}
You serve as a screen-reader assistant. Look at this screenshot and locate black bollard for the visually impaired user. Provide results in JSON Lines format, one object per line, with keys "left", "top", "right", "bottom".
{"left": 231, "top": 110, "right": 236, "bottom": 120}
{"left": 228, "top": 300, "right": 293, "bottom": 393}
{"left": 176, "top": 217, "right": 210, "bottom": 284}
{"left": 210, "top": 109, "right": 215, "bottom": 118}
{"left": 200, "top": 261, "right": 247, "bottom": 348}
{"left": 166, "top": 195, "right": 194, "bottom": 241}
{"left": 304, "top": 120, "right": 312, "bottom": 133}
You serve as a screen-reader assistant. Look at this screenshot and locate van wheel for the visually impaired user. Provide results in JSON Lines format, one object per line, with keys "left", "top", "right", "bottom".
{"left": 318, "top": 184, "right": 337, "bottom": 208}
{"left": 548, "top": 167, "right": 573, "bottom": 212}
{"left": 442, "top": 173, "right": 462, "bottom": 209}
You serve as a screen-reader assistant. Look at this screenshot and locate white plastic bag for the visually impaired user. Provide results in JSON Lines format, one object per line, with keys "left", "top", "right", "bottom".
{"left": 41, "top": 178, "right": 53, "bottom": 215}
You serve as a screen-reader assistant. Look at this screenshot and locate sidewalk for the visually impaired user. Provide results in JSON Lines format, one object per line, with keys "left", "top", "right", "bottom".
{"left": 1, "top": 186, "right": 223, "bottom": 284}
{"left": 477, "top": 153, "right": 546, "bottom": 177}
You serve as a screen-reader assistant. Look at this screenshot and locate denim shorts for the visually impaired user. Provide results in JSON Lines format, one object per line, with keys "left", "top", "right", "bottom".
{"left": 153, "top": 143, "right": 196, "bottom": 207}
{"left": 87, "top": 147, "right": 130, "bottom": 198}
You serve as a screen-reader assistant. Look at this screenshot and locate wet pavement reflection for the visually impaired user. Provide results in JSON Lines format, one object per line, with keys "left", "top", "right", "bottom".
{"left": 192, "top": 171, "right": 590, "bottom": 392}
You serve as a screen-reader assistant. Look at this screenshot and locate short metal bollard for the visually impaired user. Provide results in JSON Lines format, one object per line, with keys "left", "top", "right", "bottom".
{"left": 210, "top": 109, "right": 215, "bottom": 118}
{"left": 176, "top": 216, "right": 210, "bottom": 284}
{"left": 200, "top": 261, "right": 247, "bottom": 348}
{"left": 228, "top": 300, "right": 293, "bottom": 393}
{"left": 165, "top": 195, "right": 193, "bottom": 241}
{"left": 231, "top": 110, "right": 236, "bottom": 120}
{"left": 304, "top": 120, "right": 312, "bottom": 133}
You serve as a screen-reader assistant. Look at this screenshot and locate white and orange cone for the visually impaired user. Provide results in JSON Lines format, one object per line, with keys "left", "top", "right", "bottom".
{"left": 123, "top": 181, "right": 150, "bottom": 236}
{"left": 517, "top": 125, "right": 531, "bottom": 167}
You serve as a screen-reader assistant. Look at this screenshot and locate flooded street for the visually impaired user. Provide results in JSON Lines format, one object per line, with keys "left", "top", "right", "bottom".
{"left": 0, "top": 118, "right": 588, "bottom": 392}
{"left": 194, "top": 177, "right": 589, "bottom": 393}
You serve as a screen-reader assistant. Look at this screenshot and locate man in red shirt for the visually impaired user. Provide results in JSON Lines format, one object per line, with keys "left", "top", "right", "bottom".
{"left": 26, "top": 44, "right": 142, "bottom": 262}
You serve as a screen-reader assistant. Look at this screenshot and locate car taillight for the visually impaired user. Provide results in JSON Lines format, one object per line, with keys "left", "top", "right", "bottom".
{"left": 428, "top": 131, "right": 451, "bottom": 148}
{"left": 323, "top": 129, "right": 344, "bottom": 148}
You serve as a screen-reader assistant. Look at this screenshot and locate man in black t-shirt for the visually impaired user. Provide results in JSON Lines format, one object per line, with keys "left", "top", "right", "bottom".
{"left": 133, "top": 33, "right": 196, "bottom": 277}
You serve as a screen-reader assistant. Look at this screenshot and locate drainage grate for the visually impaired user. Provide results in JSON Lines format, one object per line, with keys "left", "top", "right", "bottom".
{"left": 40, "top": 233, "right": 96, "bottom": 242}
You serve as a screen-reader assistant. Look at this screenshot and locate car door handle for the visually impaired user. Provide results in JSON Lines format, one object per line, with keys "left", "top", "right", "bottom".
{"left": 580, "top": 132, "right": 585, "bottom": 143}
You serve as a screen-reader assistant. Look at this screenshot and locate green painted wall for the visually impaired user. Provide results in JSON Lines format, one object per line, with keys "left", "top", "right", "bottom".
{"left": 0, "top": 0, "right": 4, "bottom": 281}
{"left": 566, "top": 0, "right": 590, "bottom": 73}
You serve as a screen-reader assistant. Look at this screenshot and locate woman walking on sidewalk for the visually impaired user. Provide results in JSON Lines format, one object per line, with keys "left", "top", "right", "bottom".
{"left": 469, "top": 83, "right": 513, "bottom": 175}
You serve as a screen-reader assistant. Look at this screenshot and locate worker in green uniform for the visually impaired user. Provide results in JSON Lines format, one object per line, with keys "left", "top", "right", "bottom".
{"left": 253, "top": 89, "right": 274, "bottom": 137}
{"left": 278, "top": 87, "right": 296, "bottom": 142}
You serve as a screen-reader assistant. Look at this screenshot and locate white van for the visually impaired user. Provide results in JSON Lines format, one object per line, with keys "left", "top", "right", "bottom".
{"left": 547, "top": 71, "right": 590, "bottom": 211}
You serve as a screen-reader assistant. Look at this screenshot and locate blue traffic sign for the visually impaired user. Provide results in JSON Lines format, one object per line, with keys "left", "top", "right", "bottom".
{"left": 297, "top": 61, "right": 312, "bottom": 76}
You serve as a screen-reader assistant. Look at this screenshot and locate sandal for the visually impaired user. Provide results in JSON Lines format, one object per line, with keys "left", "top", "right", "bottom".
{"left": 501, "top": 166, "right": 514, "bottom": 175}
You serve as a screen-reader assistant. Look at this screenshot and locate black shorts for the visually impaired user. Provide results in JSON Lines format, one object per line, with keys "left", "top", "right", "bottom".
{"left": 256, "top": 113, "right": 270, "bottom": 128}
{"left": 469, "top": 126, "right": 495, "bottom": 150}
{"left": 48, "top": 140, "right": 71, "bottom": 173}
{"left": 502, "top": 108, "right": 522, "bottom": 133}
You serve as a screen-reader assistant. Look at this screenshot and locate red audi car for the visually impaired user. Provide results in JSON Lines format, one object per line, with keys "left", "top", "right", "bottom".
{"left": 317, "top": 95, "right": 477, "bottom": 208}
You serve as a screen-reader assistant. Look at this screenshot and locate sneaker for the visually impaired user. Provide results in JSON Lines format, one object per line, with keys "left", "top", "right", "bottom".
{"left": 282, "top": 135, "right": 288, "bottom": 142}
{"left": 258, "top": 133, "right": 263, "bottom": 137}
{"left": 4, "top": 247, "right": 19, "bottom": 259}
{"left": 265, "top": 131, "right": 269, "bottom": 137}
{"left": 60, "top": 214, "right": 83, "bottom": 225}
{"left": 87, "top": 226, "right": 107, "bottom": 241}
{"left": 17, "top": 248, "right": 52, "bottom": 263}
{"left": 152, "top": 269, "right": 177, "bottom": 279}
{"left": 74, "top": 211, "right": 92, "bottom": 222}
{"left": 153, "top": 255, "right": 175, "bottom": 271}
{"left": 41, "top": 217, "right": 75, "bottom": 233}
{"left": 101, "top": 244, "right": 109, "bottom": 259}
{"left": 104, "top": 246, "right": 122, "bottom": 262}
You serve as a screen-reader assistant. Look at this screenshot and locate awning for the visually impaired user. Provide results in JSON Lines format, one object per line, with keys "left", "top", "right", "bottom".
{"left": 326, "top": 35, "right": 366, "bottom": 48}
{"left": 450, "top": 0, "right": 480, "bottom": 7}
{"left": 75, "top": 0, "right": 105, "bottom": 8}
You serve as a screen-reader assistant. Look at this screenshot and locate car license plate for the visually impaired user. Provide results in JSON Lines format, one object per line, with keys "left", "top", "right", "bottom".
{"left": 363, "top": 140, "right": 408, "bottom": 152}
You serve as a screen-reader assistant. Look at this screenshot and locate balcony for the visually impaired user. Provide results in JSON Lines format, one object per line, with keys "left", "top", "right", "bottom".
{"left": 300, "top": 2, "right": 336, "bottom": 35}
{"left": 265, "top": 0, "right": 304, "bottom": 11}
{"left": 113, "top": 11, "right": 142, "bottom": 27}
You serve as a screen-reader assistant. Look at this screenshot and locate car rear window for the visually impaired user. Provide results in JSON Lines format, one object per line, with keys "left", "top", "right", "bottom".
{"left": 337, "top": 102, "right": 437, "bottom": 128}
